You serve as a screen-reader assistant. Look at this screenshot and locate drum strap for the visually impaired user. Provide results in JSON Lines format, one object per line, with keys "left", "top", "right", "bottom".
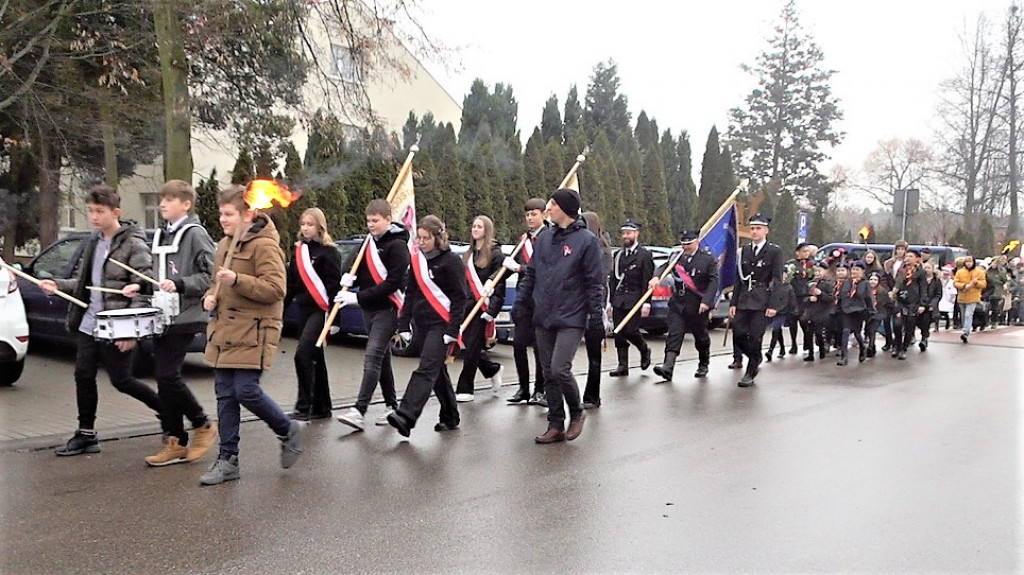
{"left": 152, "top": 224, "right": 200, "bottom": 282}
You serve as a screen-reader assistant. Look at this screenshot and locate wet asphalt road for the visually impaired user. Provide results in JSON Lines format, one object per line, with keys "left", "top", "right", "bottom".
{"left": 1, "top": 339, "right": 1021, "bottom": 574}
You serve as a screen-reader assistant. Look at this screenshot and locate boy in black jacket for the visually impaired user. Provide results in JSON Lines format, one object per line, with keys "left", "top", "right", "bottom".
{"left": 336, "top": 199, "right": 411, "bottom": 431}
{"left": 836, "top": 261, "right": 874, "bottom": 365}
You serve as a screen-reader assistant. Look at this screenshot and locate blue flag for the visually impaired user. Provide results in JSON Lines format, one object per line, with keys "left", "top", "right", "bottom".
{"left": 699, "top": 204, "right": 738, "bottom": 302}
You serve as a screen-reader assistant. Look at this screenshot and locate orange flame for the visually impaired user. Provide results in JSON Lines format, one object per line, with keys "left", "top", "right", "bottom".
{"left": 1003, "top": 239, "right": 1020, "bottom": 254}
{"left": 245, "top": 179, "right": 301, "bottom": 210}
{"left": 858, "top": 225, "right": 871, "bottom": 240}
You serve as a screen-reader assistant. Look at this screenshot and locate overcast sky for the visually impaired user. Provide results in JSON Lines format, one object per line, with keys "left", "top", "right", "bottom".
{"left": 409, "top": 0, "right": 1010, "bottom": 183}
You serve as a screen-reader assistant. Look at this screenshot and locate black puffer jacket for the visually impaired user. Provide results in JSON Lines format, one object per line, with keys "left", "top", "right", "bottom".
{"left": 356, "top": 224, "right": 411, "bottom": 312}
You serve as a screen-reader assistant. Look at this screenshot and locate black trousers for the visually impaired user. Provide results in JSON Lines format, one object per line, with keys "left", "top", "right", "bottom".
{"left": 916, "top": 310, "right": 934, "bottom": 340}
{"left": 456, "top": 315, "right": 501, "bottom": 395}
{"left": 864, "top": 317, "right": 882, "bottom": 349}
{"left": 154, "top": 330, "right": 208, "bottom": 444}
{"left": 354, "top": 308, "right": 398, "bottom": 414}
{"left": 74, "top": 331, "right": 161, "bottom": 431}
{"left": 535, "top": 326, "right": 583, "bottom": 429}
{"left": 893, "top": 307, "right": 918, "bottom": 351}
{"left": 798, "top": 319, "right": 815, "bottom": 352}
{"left": 664, "top": 309, "right": 710, "bottom": 363}
{"left": 582, "top": 323, "right": 604, "bottom": 404}
{"left": 396, "top": 324, "right": 459, "bottom": 430}
{"left": 839, "top": 312, "right": 865, "bottom": 353}
{"left": 612, "top": 305, "right": 647, "bottom": 352}
{"left": 732, "top": 309, "right": 770, "bottom": 366}
{"left": 293, "top": 308, "right": 332, "bottom": 416}
{"left": 513, "top": 317, "right": 545, "bottom": 395}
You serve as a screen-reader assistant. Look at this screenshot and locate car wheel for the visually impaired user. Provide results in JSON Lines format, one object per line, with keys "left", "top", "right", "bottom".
{"left": 391, "top": 324, "right": 423, "bottom": 357}
{"left": 0, "top": 359, "right": 25, "bottom": 386}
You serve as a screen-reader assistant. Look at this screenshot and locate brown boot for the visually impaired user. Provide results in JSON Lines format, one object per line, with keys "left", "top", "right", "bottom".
{"left": 186, "top": 422, "right": 218, "bottom": 462}
{"left": 534, "top": 428, "right": 566, "bottom": 444}
{"left": 565, "top": 413, "right": 586, "bottom": 441}
{"left": 145, "top": 436, "right": 189, "bottom": 467}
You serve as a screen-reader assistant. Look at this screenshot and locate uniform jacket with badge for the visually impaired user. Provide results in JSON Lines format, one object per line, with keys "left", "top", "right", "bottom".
{"left": 355, "top": 223, "right": 410, "bottom": 312}
{"left": 871, "top": 286, "right": 894, "bottom": 320}
{"left": 658, "top": 248, "right": 718, "bottom": 315}
{"left": 920, "top": 274, "right": 943, "bottom": 312}
{"left": 204, "top": 213, "right": 287, "bottom": 371}
{"left": 609, "top": 244, "right": 655, "bottom": 310}
{"left": 733, "top": 241, "right": 787, "bottom": 311}
{"left": 515, "top": 218, "right": 605, "bottom": 331}
{"left": 152, "top": 213, "right": 215, "bottom": 335}
{"left": 55, "top": 222, "right": 152, "bottom": 333}
{"left": 787, "top": 258, "right": 816, "bottom": 311}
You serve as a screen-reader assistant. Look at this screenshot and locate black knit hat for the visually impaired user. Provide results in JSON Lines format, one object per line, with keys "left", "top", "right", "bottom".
{"left": 550, "top": 188, "right": 581, "bottom": 216}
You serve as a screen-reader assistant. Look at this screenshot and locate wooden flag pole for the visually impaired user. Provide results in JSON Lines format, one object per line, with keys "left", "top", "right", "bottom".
{"left": 315, "top": 144, "right": 419, "bottom": 348}
{"left": 1, "top": 261, "right": 89, "bottom": 309}
{"left": 444, "top": 148, "right": 588, "bottom": 364}
{"left": 612, "top": 189, "right": 740, "bottom": 334}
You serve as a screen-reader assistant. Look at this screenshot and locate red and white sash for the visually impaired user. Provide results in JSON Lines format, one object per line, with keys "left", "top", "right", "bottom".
{"left": 296, "top": 243, "right": 330, "bottom": 311}
{"left": 365, "top": 235, "right": 405, "bottom": 310}
{"left": 466, "top": 259, "right": 496, "bottom": 339}
{"left": 411, "top": 247, "right": 451, "bottom": 323}
{"left": 521, "top": 233, "right": 535, "bottom": 264}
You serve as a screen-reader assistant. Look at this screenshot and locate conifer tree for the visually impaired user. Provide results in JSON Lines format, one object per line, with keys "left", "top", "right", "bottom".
{"left": 635, "top": 111, "right": 658, "bottom": 152}
{"left": 641, "top": 146, "right": 672, "bottom": 245}
{"left": 230, "top": 147, "right": 255, "bottom": 185}
{"left": 614, "top": 132, "right": 643, "bottom": 228}
{"left": 195, "top": 169, "right": 221, "bottom": 231}
{"left": 590, "top": 131, "right": 623, "bottom": 226}
{"left": 771, "top": 190, "right": 798, "bottom": 253}
{"left": 697, "top": 126, "right": 735, "bottom": 224}
{"left": 541, "top": 95, "right": 563, "bottom": 145}
{"left": 583, "top": 61, "right": 632, "bottom": 144}
{"left": 523, "top": 128, "right": 547, "bottom": 197}
{"left": 433, "top": 123, "right": 467, "bottom": 240}
{"left": 563, "top": 85, "right": 584, "bottom": 143}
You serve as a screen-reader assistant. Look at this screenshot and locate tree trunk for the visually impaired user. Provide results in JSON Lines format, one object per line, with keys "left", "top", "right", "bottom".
{"left": 153, "top": 0, "right": 193, "bottom": 182}
{"left": 37, "top": 127, "right": 61, "bottom": 248}
{"left": 100, "top": 101, "right": 118, "bottom": 189}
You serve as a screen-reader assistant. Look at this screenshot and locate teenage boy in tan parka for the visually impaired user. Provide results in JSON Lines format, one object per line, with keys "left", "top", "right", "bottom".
{"left": 198, "top": 185, "right": 306, "bottom": 485}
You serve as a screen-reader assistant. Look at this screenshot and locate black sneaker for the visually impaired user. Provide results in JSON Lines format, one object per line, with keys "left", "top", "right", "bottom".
{"left": 55, "top": 431, "right": 100, "bottom": 457}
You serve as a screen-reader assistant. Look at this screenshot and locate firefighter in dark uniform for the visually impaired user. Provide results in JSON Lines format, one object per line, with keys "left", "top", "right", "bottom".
{"left": 649, "top": 229, "right": 719, "bottom": 381}
{"left": 609, "top": 219, "right": 655, "bottom": 376}
{"left": 729, "top": 213, "right": 786, "bottom": 387}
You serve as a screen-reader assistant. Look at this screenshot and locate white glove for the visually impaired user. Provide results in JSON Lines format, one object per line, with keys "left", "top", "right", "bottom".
{"left": 482, "top": 284, "right": 494, "bottom": 297}
{"left": 443, "top": 334, "right": 457, "bottom": 345}
{"left": 334, "top": 291, "right": 358, "bottom": 307}
{"left": 340, "top": 273, "right": 356, "bottom": 288}
{"left": 397, "top": 331, "right": 412, "bottom": 343}
{"left": 641, "top": 303, "right": 651, "bottom": 318}
{"left": 480, "top": 312, "right": 494, "bottom": 322}
{"left": 502, "top": 256, "right": 521, "bottom": 273}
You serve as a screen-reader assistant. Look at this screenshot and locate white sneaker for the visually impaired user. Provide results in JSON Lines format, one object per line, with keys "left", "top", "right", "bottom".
{"left": 336, "top": 407, "right": 365, "bottom": 431}
{"left": 455, "top": 393, "right": 475, "bottom": 403}
{"left": 490, "top": 365, "right": 504, "bottom": 396}
{"left": 375, "top": 408, "right": 395, "bottom": 426}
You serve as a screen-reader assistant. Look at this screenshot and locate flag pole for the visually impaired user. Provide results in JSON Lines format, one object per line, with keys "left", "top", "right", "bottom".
{"left": 444, "top": 148, "right": 588, "bottom": 364}
{"left": 612, "top": 188, "right": 740, "bottom": 334}
{"left": 315, "top": 144, "right": 419, "bottom": 348}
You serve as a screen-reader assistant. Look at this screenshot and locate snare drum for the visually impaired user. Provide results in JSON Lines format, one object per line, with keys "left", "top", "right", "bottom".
{"left": 93, "top": 307, "right": 165, "bottom": 341}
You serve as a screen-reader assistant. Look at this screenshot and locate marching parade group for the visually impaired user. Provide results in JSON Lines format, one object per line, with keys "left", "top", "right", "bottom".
{"left": 35, "top": 177, "right": 1020, "bottom": 486}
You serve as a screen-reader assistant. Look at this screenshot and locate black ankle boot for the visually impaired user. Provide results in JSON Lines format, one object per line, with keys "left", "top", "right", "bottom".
{"left": 610, "top": 348, "right": 629, "bottom": 376}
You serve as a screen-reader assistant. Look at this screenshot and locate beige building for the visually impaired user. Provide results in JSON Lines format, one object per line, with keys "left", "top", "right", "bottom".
{"left": 61, "top": 4, "right": 462, "bottom": 232}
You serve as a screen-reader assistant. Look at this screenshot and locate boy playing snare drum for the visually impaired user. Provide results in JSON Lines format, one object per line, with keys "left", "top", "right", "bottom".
{"left": 39, "top": 185, "right": 163, "bottom": 457}
{"left": 129, "top": 180, "right": 219, "bottom": 467}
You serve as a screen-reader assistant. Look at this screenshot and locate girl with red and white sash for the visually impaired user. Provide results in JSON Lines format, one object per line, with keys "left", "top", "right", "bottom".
{"left": 284, "top": 208, "right": 341, "bottom": 419}
{"left": 455, "top": 215, "right": 506, "bottom": 402}
{"left": 387, "top": 215, "right": 469, "bottom": 437}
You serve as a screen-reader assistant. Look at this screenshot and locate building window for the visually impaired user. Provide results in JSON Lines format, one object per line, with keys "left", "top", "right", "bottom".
{"left": 143, "top": 193, "right": 161, "bottom": 229}
{"left": 330, "top": 44, "right": 362, "bottom": 84}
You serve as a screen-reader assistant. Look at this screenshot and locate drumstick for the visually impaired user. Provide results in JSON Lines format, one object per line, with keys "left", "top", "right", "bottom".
{"left": 87, "top": 286, "right": 123, "bottom": 294}
{"left": 107, "top": 258, "right": 161, "bottom": 287}
{"left": 0, "top": 261, "right": 89, "bottom": 309}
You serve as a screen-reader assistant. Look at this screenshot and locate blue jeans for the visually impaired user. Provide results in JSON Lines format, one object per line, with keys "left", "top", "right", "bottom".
{"left": 215, "top": 368, "right": 291, "bottom": 458}
{"left": 959, "top": 302, "right": 977, "bottom": 335}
